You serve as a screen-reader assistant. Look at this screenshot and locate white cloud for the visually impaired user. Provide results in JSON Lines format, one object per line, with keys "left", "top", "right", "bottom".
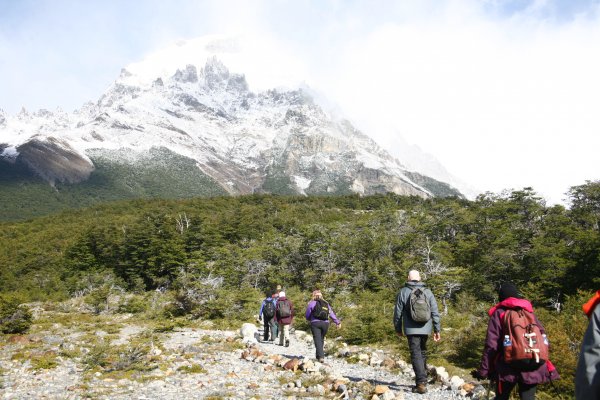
{"left": 303, "top": 4, "right": 600, "bottom": 204}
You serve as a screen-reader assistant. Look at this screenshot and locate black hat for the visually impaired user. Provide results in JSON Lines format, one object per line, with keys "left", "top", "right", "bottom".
{"left": 498, "top": 282, "right": 520, "bottom": 301}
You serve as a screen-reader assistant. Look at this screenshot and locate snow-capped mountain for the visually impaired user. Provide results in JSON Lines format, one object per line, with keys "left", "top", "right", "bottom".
{"left": 0, "top": 37, "right": 463, "bottom": 203}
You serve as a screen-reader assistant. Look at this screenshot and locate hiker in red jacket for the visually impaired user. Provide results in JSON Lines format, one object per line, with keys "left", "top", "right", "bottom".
{"left": 475, "top": 282, "right": 559, "bottom": 400}
{"left": 275, "top": 291, "right": 294, "bottom": 347}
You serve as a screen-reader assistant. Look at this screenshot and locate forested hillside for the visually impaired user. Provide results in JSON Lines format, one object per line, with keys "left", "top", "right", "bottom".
{"left": 2, "top": 182, "right": 599, "bottom": 397}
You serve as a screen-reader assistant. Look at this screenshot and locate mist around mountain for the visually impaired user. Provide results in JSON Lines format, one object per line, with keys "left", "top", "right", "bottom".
{"left": 0, "top": 36, "right": 464, "bottom": 221}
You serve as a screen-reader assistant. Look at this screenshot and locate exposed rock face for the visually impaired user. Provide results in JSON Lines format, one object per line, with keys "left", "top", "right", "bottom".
{"left": 16, "top": 138, "right": 94, "bottom": 185}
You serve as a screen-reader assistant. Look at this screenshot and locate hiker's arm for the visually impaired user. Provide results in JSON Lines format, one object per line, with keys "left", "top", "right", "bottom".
{"left": 576, "top": 303, "right": 600, "bottom": 398}
{"left": 329, "top": 306, "right": 341, "bottom": 326}
{"left": 305, "top": 301, "right": 315, "bottom": 321}
{"left": 393, "top": 292, "right": 404, "bottom": 335}
{"left": 429, "top": 291, "right": 441, "bottom": 334}
{"left": 478, "top": 310, "right": 501, "bottom": 378}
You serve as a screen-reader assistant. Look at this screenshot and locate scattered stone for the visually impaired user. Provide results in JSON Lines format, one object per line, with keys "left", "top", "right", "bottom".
{"left": 7, "top": 335, "right": 29, "bottom": 344}
{"left": 283, "top": 357, "right": 300, "bottom": 371}
{"left": 435, "top": 366, "right": 450, "bottom": 382}
{"left": 381, "top": 390, "right": 396, "bottom": 400}
{"left": 374, "top": 384, "right": 389, "bottom": 394}
{"left": 449, "top": 375, "right": 465, "bottom": 390}
{"left": 382, "top": 357, "right": 396, "bottom": 368}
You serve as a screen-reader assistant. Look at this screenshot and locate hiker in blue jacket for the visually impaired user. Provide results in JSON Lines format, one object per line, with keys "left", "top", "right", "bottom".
{"left": 393, "top": 270, "right": 441, "bottom": 395}
{"left": 259, "top": 292, "right": 277, "bottom": 342}
{"left": 305, "top": 289, "right": 341, "bottom": 362}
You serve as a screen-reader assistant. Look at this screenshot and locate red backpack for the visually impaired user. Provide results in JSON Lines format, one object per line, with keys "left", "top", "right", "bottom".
{"left": 501, "top": 308, "right": 549, "bottom": 371}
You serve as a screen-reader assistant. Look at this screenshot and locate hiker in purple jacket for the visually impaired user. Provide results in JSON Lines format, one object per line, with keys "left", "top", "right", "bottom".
{"left": 305, "top": 290, "right": 341, "bottom": 362}
{"left": 475, "top": 282, "right": 559, "bottom": 400}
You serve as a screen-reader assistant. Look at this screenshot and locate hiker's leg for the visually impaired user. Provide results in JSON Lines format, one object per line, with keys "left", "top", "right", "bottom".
{"left": 495, "top": 380, "right": 517, "bottom": 400}
{"left": 407, "top": 335, "right": 428, "bottom": 385}
{"left": 321, "top": 321, "right": 329, "bottom": 354}
{"left": 282, "top": 324, "right": 290, "bottom": 344}
{"left": 517, "top": 382, "right": 536, "bottom": 400}
{"left": 263, "top": 318, "right": 270, "bottom": 341}
{"left": 310, "top": 321, "right": 328, "bottom": 359}
{"left": 278, "top": 323, "right": 285, "bottom": 345}
{"left": 269, "top": 319, "right": 277, "bottom": 341}
{"left": 420, "top": 335, "right": 429, "bottom": 375}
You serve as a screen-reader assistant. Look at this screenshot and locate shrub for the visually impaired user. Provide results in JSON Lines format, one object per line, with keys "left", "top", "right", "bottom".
{"left": 30, "top": 352, "right": 59, "bottom": 370}
{"left": 334, "top": 289, "right": 396, "bottom": 345}
{"left": 0, "top": 294, "right": 33, "bottom": 334}
{"left": 117, "top": 294, "right": 148, "bottom": 314}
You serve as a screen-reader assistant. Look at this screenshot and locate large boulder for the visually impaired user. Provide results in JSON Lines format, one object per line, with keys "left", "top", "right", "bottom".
{"left": 240, "top": 323, "right": 258, "bottom": 344}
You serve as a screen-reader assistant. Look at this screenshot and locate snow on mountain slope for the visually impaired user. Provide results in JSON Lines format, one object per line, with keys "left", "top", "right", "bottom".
{"left": 0, "top": 36, "right": 463, "bottom": 198}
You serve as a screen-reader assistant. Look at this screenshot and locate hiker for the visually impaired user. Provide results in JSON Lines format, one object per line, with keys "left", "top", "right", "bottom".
{"left": 393, "top": 270, "right": 441, "bottom": 394}
{"left": 305, "top": 289, "right": 341, "bottom": 362}
{"left": 272, "top": 291, "right": 280, "bottom": 339}
{"left": 259, "top": 292, "right": 277, "bottom": 342}
{"left": 474, "top": 282, "right": 559, "bottom": 400}
{"left": 276, "top": 291, "right": 294, "bottom": 347}
{"left": 575, "top": 289, "right": 600, "bottom": 399}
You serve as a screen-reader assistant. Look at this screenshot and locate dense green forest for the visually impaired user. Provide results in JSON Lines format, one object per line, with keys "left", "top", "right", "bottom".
{"left": 2, "top": 182, "right": 600, "bottom": 397}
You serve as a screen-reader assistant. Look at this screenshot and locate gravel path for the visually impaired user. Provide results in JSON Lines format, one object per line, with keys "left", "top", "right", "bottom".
{"left": 0, "top": 321, "right": 476, "bottom": 399}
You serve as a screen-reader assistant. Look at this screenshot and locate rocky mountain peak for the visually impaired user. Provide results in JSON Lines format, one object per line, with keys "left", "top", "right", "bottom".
{"left": 153, "top": 77, "right": 164, "bottom": 87}
{"left": 202, "top": 57, "right": 229, "bottom": 79}
{"left": 119, "top": 68, "right": 133, "bottom": 79}
{"left": 33, "top": 109, "right": 53, "bottom": 119}
{"left": 172, "top": 64, "right": 198, "bottom": 84}
{"left": 17, "top": 107, "right": 30, "bottom": 121}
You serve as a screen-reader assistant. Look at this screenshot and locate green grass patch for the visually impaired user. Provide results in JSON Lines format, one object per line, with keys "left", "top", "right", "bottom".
{"left": 177, "top": 364, "right": 207, "bottom": 374}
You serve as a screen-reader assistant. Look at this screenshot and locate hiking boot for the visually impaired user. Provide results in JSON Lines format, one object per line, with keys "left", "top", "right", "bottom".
{"left": 285, "top": 339, "right": 290, "bottom": 347}
{"left": 412, "top": 383, "right": 427, "bottom": 394}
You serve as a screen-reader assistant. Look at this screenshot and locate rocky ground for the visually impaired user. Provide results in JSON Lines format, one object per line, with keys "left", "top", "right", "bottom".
{"left": 0, "top": 311, "right": 491, "bottom": 399}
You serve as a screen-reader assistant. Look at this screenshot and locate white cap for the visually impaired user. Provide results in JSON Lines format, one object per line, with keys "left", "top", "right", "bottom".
{"left": 408, "top": 270, "right": 421, "bottom": 281}
{"left": 279, "top": 291, "right": 285, "bottom": 297}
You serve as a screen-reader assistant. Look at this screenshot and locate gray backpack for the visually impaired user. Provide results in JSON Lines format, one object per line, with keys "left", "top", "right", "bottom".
{"left": 409, "top": 288, "right": 431, "bottom": 323}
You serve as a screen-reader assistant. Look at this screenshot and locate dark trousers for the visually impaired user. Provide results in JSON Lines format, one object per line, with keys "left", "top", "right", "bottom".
{"left": 496, "top": 381, "right": 536, "bottom": 400}
{"left": 310, "top": 321, "right": 330, "bottom": 359}
{"left": 263, "top": 317, "right": 277, "bottom": 341}
{"left": 407, "top": 335, "right": 428, "bottom": 385}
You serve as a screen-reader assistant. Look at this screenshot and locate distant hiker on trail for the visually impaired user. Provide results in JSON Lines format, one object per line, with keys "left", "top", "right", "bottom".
{"left": 276, "top": 291, "right": 294, "bottom": 347}
{"left": 575, "top": 289, "right": 600, "bottom": 399}
{"left": 272, "top": 291, "right": 280, "bottom": 338}
{"left": 393, "top": 270, "right": 441, "bottom": 395}
{"left": 305, "top": 289, "right": 341, "bottom": 362}
{"left": 473, "top": 282, "right": 559, "bottom": 400}
{"left": 259, "top": 292, "right": 277, "bottom": 342}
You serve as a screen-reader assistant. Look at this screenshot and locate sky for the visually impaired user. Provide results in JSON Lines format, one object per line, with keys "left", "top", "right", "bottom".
{"left": 1, "top": 0, "right": 600, "bottom": 205}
